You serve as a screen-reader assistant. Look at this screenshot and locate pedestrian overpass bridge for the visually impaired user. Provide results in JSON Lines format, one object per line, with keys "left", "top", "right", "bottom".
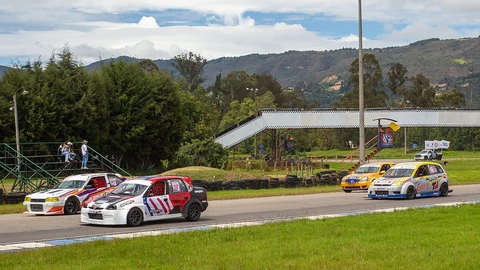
{"left": 215, "top": 108, "right": 480, "bottom": 148}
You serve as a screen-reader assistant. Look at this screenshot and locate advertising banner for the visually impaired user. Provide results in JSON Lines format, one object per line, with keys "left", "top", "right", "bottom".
{"left": 425, "top": 140, "right": 450, "bottom": 149}
{"left": 380, "top": 131, "right": 394, "bottom": 148}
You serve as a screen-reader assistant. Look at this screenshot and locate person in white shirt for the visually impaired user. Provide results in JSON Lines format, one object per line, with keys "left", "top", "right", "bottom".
{"left": 81, "top": 140, "right": 89, "bottom": 169}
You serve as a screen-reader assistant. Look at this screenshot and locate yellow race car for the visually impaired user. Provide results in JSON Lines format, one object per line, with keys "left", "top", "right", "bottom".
{"left": 341, "top": 162, "right": 395, "bottom": 193}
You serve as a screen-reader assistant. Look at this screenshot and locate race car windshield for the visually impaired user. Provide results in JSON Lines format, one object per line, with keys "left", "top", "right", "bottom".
{"left": 56, "top": 180, "right": 86, "bottom": 189}
{"left": 383, "top": 168, "right": 414, "bottom": 178}
{"left": 355, "top": 166, "right": 379, "bottom": 173}
{"left": 110, "top": 183, "right": 148, "bottom": 196}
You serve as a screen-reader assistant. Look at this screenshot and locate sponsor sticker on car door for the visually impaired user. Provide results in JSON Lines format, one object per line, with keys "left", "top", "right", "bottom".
{"left": 144, "top": 195, "right": 173, "bottom": 216}
{"left": 143, "top": 181, "right": 174, "bottom": 217}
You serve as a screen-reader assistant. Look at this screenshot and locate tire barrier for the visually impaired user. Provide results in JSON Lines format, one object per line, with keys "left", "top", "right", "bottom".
{"left": 3, "top": 192, "right": 27, "bottom": 204}
{"left": 191, "top": 171, "right": 348, "bottom": 191}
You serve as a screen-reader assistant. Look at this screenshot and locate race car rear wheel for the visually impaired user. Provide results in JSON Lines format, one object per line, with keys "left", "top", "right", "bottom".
{"left": 439, "top": 183, "right": 449, "bottom": 197}
{"left": 64, "top": 197, "right": 79, "bottom": 215}
{"left": 185, "top": 203, "right": 201, "bottom": 222}
{"left": 126, "top": 208, "right": 143, "bottom": 226}
{"left": 406, "top": 186, "right": 416, "bottom": 200}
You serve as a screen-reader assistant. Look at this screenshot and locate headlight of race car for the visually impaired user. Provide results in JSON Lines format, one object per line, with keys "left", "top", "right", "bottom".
{"left": 392, "top": 180, "right": 405, "bottom": 187}
{"left": 341, "top": 176, "right": 347, "bottom": 182}
{"left": 359, "top": 176, "right": 369, "bottom": 182}
{"left": 24, "top": 197, "right": 31, "bottom": 202}
{"left": 106, "top": 204, "right": 117, "bottom": 210}
{"left": 45, "top": 197, "right": 59, "bottom": 202}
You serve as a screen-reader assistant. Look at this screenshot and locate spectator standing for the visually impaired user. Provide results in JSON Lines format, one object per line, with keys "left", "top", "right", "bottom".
{"left": 81, "top": 140, "right": 89, "bottom": 169}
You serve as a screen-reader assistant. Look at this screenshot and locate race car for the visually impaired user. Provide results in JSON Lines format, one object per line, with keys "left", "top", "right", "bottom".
{"left": 341, "top": 162, "right": 394, "bottom": 193}
{"left": 80, "top": 175, "right": 208, "bottom": 226}
{"left": 23, "top": 173, "right": 125, "bottom": 215}
{"left": 367, "top": 161, "right": 451, "bottom": 199}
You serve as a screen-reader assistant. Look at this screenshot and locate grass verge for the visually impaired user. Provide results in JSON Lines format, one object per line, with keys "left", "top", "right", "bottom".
{"left": 1, "top": 204, "right": 479, "bottom": 269}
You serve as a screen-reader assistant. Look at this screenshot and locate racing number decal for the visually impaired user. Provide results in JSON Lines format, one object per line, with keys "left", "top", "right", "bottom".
{"left": 144, "top": 196, "right": 174, "bottom": 216}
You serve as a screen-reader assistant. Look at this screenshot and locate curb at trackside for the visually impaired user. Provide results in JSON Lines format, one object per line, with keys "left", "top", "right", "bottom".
{"left": 1, "top": 200, "right": 479, "bottom": 253}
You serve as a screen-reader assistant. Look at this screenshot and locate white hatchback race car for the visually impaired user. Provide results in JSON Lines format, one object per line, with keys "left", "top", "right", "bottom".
{"left": 23, "top": 173, "right": 125, "bottom": 215}
{"left": 368, "top": 161, "right": 451, "bottom": 199}
{"left": 81, "top": 175, "right": 208, "bottom": 226}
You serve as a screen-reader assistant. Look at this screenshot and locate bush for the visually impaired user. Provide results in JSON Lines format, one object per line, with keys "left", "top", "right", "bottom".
{"left": 174, "top": 138, "right": 229, "bottom": 168}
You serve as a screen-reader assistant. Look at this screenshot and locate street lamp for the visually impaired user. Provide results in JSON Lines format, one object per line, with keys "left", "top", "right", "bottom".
{"left": 13, "top": 88, "right": 28, "bottom": 171}
{"left": 246, "top": 87, "right": 259, "bottom": 157}
{"left": 358, "top": 0, "right": 365, "bottom": 165}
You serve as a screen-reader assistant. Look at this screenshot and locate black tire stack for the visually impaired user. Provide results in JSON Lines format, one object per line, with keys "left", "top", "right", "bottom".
{"left": 191, "top": 170, "right": 344, "bottom": 191}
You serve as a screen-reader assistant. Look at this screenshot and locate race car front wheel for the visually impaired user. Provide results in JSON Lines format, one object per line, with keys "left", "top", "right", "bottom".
{"left": 64, "top": 197, "right": 79, "bottom": 215}
{"left": 406, "top": 186, "right": 416, "bottom": 200}
{"left": 185, "top": 203, "right": 201, "bottom": 222}
{"left": 126, "top": 208, "right": 143, "bottom": 226}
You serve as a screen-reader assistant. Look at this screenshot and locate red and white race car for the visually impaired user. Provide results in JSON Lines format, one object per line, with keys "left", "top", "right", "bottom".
{"left": 23, "top": 173, "right": 125, "bottom": 215}
{"left": 81, "top": 175, "right": 208, "bottom": 226}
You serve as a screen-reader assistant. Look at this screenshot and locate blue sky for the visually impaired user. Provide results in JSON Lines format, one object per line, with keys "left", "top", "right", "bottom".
{"left": 1, "top": 0, "right": 480, "bottom": 66}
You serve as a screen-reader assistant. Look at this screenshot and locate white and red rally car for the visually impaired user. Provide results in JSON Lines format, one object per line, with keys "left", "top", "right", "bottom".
{"left": 81, "top": 175, "right": 208, "bottom": 226}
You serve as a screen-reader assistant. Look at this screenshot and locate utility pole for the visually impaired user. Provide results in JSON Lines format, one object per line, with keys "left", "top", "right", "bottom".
{"left": 358, "top": 0, "right": 365, "bottom": 165}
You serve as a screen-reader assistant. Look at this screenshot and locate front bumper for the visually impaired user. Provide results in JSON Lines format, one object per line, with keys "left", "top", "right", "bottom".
{"left": 23, "top": 201, "right": 65, "bottom": 215}
{"left": 367, "top": 186, "right": 405, "bottom": 199}
{"left": 341, "top": 183, "right": 369, "bottom": 191}
{"left": 80, "top": 208, "right": 129, "bottom": 225}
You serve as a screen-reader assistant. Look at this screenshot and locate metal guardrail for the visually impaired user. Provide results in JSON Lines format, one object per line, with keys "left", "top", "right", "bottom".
{"left": 0, "top": 142, "right": 131, "bottom": 193}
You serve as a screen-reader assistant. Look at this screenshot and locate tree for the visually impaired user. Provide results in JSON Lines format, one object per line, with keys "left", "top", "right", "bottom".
{"left": 171, "top": 52, "right": 207, "bottom": 92}
{"left": 387, "top": 63, "right": 408, "bottom": 106}
{"left": 403, "top": 74, "right": 436, "bottom": 108}
{"left": 220, "top": 70, "right": 256, "bottom": 110}
{"left": 138, "top": 59, "right": 159, "bottom": 73}
{"left": 179, "top": 87, "right": 219, "bottom": 142}
{"left": 174, "top": 138, "right": 228, "bottom": 168}
{"left": 218, "top": 99, "right": 252, "bottom": 131}
{"left": 252, "top": 73, "right": 287, "bottom": 107}
{"left": 99, "top": 60, "right": 185, "bottom": 169}
{"left": 434, "top": 89, "right": 466, "bottom": 108}
{"left": 334, "top": 53, "right": 387, "bottom": 108}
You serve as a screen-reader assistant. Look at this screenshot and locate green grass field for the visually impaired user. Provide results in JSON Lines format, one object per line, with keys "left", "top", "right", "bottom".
{"left": 1, "top": 204, "right": 479, "bottom": 269}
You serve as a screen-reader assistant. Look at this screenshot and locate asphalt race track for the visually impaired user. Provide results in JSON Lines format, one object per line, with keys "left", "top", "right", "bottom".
{"left": 1, "top": 184, "right": 480, "bottom": 247}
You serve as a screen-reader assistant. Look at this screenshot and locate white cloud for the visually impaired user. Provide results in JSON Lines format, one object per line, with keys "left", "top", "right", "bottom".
{"left": 137, "top": 16, "right": 160, "bottom": 28}
{"left": 0, "top": 1, "right": 480, "bottom": 65}
{"left": 381, "top": 23, "right": 462, "bottom": 42}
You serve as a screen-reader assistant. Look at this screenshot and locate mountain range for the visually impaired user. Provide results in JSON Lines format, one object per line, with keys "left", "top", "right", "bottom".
{"left": 2, "top": 37, "right": 480, "bottom": 106}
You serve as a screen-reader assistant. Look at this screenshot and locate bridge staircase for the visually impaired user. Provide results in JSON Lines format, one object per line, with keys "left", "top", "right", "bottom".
{"left": 0, "top": 142, "right": 131, "bottom": 194}
{"left": 339, "top": 135, "right": 383, "bottom": 173}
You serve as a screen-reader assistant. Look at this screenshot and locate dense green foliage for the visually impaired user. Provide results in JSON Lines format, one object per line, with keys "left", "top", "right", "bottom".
{"left": 1, "top": 45, "right": 479, "bottom": 172}
{"left": 174, "top": 138, "right": 229, "bottom": 168}
{"left": 0, "top": 47, "right": 191, "bottom": 170}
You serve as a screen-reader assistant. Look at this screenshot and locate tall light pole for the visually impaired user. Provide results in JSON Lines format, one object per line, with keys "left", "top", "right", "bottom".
{"left": 13, "top": 88, "right": 28, "bottom": 171}
{"left": 358, "top": 0, "right": 365, "bottom": 165}
{"left": 246, "top": 87, "right": 259, "bottom": 157}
